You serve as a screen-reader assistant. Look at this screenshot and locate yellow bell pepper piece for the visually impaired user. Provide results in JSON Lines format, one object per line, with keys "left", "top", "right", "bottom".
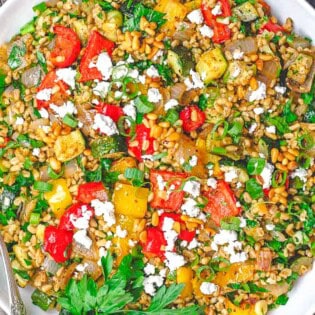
{"left": 112, "top": 183, "right": 149, "bottom": 218}
{"left": 44, "top": 179, "right": 72, "bottom": 218}
{"left": 111, "top": 237, "right": 130, "bottom": 265}
{"left": 155, "top": 0, "right": 188, "bottom": 35}
{"left": 213, "top": 262, "right": 255, "bottom": 287}
{"left": 225, "top": 300, "right": 256, "bottom": 315}
{"left": 177, "top": 267, "right": 193, "bottom": 298}
{"left": 184, "top": 0, "right": 202, "bottom": 10}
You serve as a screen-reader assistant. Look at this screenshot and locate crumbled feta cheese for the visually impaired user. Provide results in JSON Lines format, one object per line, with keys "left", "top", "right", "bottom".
{"left": 123, "top": 102, "right": 136, "bottom": 121}
{"left": 141, "top": 155, "right": 154, "bottom": 161}
{"left": 70, "top": 205, "right": 93, "bottom": 230}
{"left": 236, "top": 182, "right": 242, "bottom": 189}
{"left": 116, "top": 225, "right": 128, "bottom": 238}
{"left": 200, "top": 282, "right": 218, "bottom": 295}
{"left": 41, "top": 126, "right": 51, "bottom": 133}
{"left": 50, "top": 101, "right": 77, "bottom": 119}
{"left": 231, "top": 65, "right": 241, "bottom": 78}
{"left": 128, "top": 239, "right": 135, "bottom": 247}
{"left": 184, "top": 70, "right": 205, "bottom": 90}
{"left": 164, "top": 252, "right": 186, "bottom": 271}
{"left": 92, "top": 99, "right": 100, "bottom": 105}
{"left": 91, "top": 199, "right": 116, "bottom": 227}
{"left": 266, "top": 125, "right": 276, "bottom": 134}
{"left": 181, "top": 240, "right": 188, "bottom": 247}
{"left": 32, "top": 148, "right": 40, "bottom": 157}
{"left": 230, "top": 252, "right": 248, "bottom": 263}
{"left": 275, "top": 86, "right": 286, "bottom": 94}
{"left": 144, "top": 263, "right": 156, "bottom": 276}
{"left": 148, "top": 88, "right": 162, "bottom": 103}
{"left": 247, "top": 81, "right": 266, "bottom": 102}
{"left": 253, "top": 107, "right": 264, "bottom": 115}
{"left": 211, "top": 230, "right": 238, "bottom": 250}
{"left": 199, "top": 25, "right": 214, "bottom": 38}
{"left": 162, "top": 217, "right": 178, "bottom": 251}
{"left": 15, "top": 117, "right": 24, "bottom": 125}
{"left": 73, "top": 230, "right": 92, "bottom": 249}
{"left": 128, "top": 69, "right": 140, "bottom": 80}
{"left": 138, "top": 74, "right": 146, "bottom": 84}
{"left": 260, "top": 163, "right": 274, "bottom": 189}
{"left": 156, "top": 174, "right": 166, "bottom": 191}
{"left": 56, "top": 68, "right": 76, "bottom": 89}
{"left": 76, "top": 263, "right": 89, "bottom": 272}
{"left": 266, "top": 224, "right": 275, "bottom": 231}
{"left": 164, "top": 99, "right": 179, "bottom": 111}
{"left": 143, "top": 275, "right": 164, "bottom": 296}
{"left": 152, "top": 50, "right": 164, "bottom": 62}
{"left": 233, "top": 49, "right": 244, "bottom": 60}
{"left": 89, "top": 52, "right": 113, "bottom": 80}
{"left": 146, "top": 65, "right": 160, "bottom": 78}
{"left": 187, "top": 9, "right": 204, "bottom": 24}
{"left": 224, "top": 169, "right": 238, "bottom": 183}
{"left": 114, "top": 91, "right": 123, "bottom": 99}
{"left": 212, "top": 2, "right": 222, "bottom": 15}
{"left": 36, "top": 88, "right": 52, "bottom": 101}
{"left": 104, "top": 240, "right": 112, "bottom": 249}
{"left": 39, "top": 108, "right": 49, "bottom": 119}
{"left": 187, "top": 238, "right": 199, "bottom": 250}
{"left": 248, "top": 122, "right": 257, "bottom": 134}
{"left": 126, "top": 54, "right": 134, "bottom": 63}
{"left": 181, "top": 198, "right": 200, "bottom": 217}
{"left": 290, "top": 168, "right": 308, "bottom": 184}
{"left": 98, "top": 247, "right": 107, "bottom": 265}
{"left": 207, "top": 178, "right": 217, "bottom": 189}
{"left": 93, "top": 81, "right": 111, "bottom": 98}
{"left": 188, "top": 156, "right": 198, "bottom": 168}
{"left": 239, "top": 217, "right": 247, "bottom": 228}
{"left": 159, "top": 268, "right": 167, "bottom": 278}
{"left": 93, "top": 113, "right": 118, "bottom": 136}
{"left": 183, "top": 180, "right": 201, "bottom": 198}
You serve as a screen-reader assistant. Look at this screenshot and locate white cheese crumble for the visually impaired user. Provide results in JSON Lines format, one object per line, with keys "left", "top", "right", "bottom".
{"left": 239, "top": 217, "right": 247, "bottom": 228}
{"left": 253, "top": 107, "right": 264, "bottom": 115}
{"left": 224, "top": 168, "right": 238, "bottom": 183}
{"left": 39, "top": 108, "right": 49, "bottom": 119}
{"left": 56, "top": 68, "right": 76, "bottom": 89}
{"left": 211, "top": 230, "right": 238, "bottom": 250}
{"left": 32, "top": 148, "right": 40, "bottom": 157}
{"left": 15, "top": 117, "right": 24, "bottom": 125}
{"left": 200, "top": 282, "right": 218, "bottom": 295}
{"left": 290, "top": 168, "right": 308, "bottom": 184}
{"left": 189, "top": 155, "right": 198, "bottom": 167}
{"left": 164, "top": 99, "right": 179, "bottom": 111}
{"left": 156, "top": 174, "right": 166, "bottom": 191}
{"left": 266, "top": 224, "right": 275, "bottom": 231}
{"left": 199, "top": 25, "right": 214, "bottom": 38}
{"left": 212, "top": 2, "right": 222, "bottom": 15}
{"left": 266, "top": 125, "right": 276, "bottom": 134}
{"left": 93, "top": 81, "right": 111, "bottom": 98}
{"left": 247, "top": 81, "right": 267, "bottom": 102}
{"left": 70, "top": 205, "right": 93, "bottom": 230}
{"left": 275, "top": 86, "right": 286, "bottom": 94}
{"left": 93, "top": 114, "right": 118, "bottom": 136}
{"left": 187, "top": 9, "right": 204, "bottom": 24}
{"left": 50, "top": 101, "right": 77, "bottom": 119}
{"left": 116, "top": 225, "right": 128, "bottom": 238}
{"left": 36, "top": 88, "right": 52, "bottom": 101}
{"left": 148, "top": 88, "right": 162, "bottom": 103}
{"left": 183, "top": 180, "right": 201, "bottom": 198}
{"left": 144, "top": 263, "right": 155, "bottom": 276}
{"left": 91, "top": 199, "right": 116, "bottom": 227}
{"left": 231, "top": 65, "right": 241, "bottom": 78}
{"left": 89, "top": 52, "right": 113, "bottom": 81}
{"left": 181, "top": 198, "right": 200, "bottom": 217}
{"left": 164, "top": 252, "right": 186, "bottom": 271}
{"left": 248, "top": 122, "right": 257, "bottom": 134}
{"left": 123, "top": 102, "right": 137, "bottom": 121}
{"left": 146, "top": 65, "right": 160, "bottom": 78}
{"left": 260, "top": 163, "right": 274, "bottom": 189}
{"left": 233, "top": 49, "right": 244, "bottom": 60}
{"left": 143, "top": 275, "right": 164, "bottom": 296}
{"left": 187, "top": 238, "right": 199, "bottom": 250}
{"left": 162, "top": 217, "right": 178, "bottom": 251}
{"left": 76, "top": 263, "right": 89, "bottom": 272}
{"left": 207, "top": 178, "right": 217, "bottom": 189}
{"left": 184, "top": 70, "right": 205, "bottom": 90}
{"left": 73, "top": 230, "right": 92, "bottom": 249}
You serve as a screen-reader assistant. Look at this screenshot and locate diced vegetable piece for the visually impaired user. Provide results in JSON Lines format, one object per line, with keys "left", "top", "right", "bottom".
{"left": 13, "top": 245, "right": 32, "bottom": 270}
{"left": 77, "top": 182, "right": 107, "bottom": 203}
{"left": 91, "top": 135, "right": 126, "bottom": 159}
{"left": 11, "top": 260, "right": 28, "bottom": 288}
{"left": 167, "top": 46, "right": 194, "bottom": 77}
{"left": 54, "top": 130, "right": 85, "bottom": 162}
{"left": 233, "top": 2, "right": 258, "bottom": 22}
{"left": 110, "top": 157, "right": 137, "bottom": 174}
{"left": 224, "top": 60, "right": 256, "bottom": 85}
{"left": 291, "top": 257, "right": 313, "bottom": 275}
{"left": 180, "top": 105, "right": 206, "bottom": 132}
{"left": 225, "top": 300, "right": 255, "bottom": 315}
{"left": 113, "top": 182, "right": 149, "bottom": 218}
{"left": 177, "top": 267, "right": 193, "bottom": 298}
{"left": 142, "top": 227, "right": 166, "bottom": 258}
{"left": 111, "top": 236, "right": 130, "bottom": 264}
{"left": 154, "top": 0, "right": 188, "bottom": 35}
{"left": 287, "top": 53, "right": 313, "bottom": 84}
{"left": 31, "top": 289, "right": 54, "bottom": 311}
{"left": 102, "top": 10, "right": 124, "bottom": 42}
{"left": 44, "top": 179, "right": 72, "bottom": 218}
{"left": 72, "top": 20, "right": 89, "bottom": 44}
{"left": 196, "top": 48, "right": 227, "bottom": 84}
{"left": 167, "top": 50, "right": 183, "bottom": 77}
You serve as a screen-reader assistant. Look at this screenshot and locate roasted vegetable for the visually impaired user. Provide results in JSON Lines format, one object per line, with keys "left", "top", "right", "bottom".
{"left": 196, "top": 48, "right": 227, "bottom": 84}
{"left": 31, "top": 289, "right": 54, "bottom": 311}
{"left": 91, "top": 135, "right": 126, "bottom": 159}
{"left": 54, "top": 130, "right": 85, "bottom": 162}
{"left": 224, "top": 60, "right": 256, "bottom": 85}
{"left": 233, "top": 2, "right": 258, "bottom": 22}
{"left": 167, "top": 46, "right": 194, "bottom": 77}
{"left": 287, "top": 53, "right": 313, "bottom": 84}
{"left": 177, "top": 267, "right": 193, "bottom": 298}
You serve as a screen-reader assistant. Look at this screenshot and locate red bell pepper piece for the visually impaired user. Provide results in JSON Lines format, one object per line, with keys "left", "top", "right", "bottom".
{"left": 0, "top": 137, "right": 10, "bottom": 148}
{"left": 142, "top": 227, "right": 167, "bottom": 258}
{"left": 201, "top": 0, "right": 231, "bottom": 44}
{"left": 260, "top": 21, "right": 285, "bottom": 33}
{"left": 36, "top": 70, "right": 69, "bottom": 109}
{"left": 96, "top": 103, "right": 124, "bottom": 123}
{"left": 258, "top": 0, "right": 271, "bottom": 15}
{"left": 44, "top": 226, "right": 73, "bottom": 263}
{"left": 204, "top": 180, "right": 241, "bottom": 226}
{"left": 179, "top": 229, "right": 196, "bottom": 242}
{"left": 79, "top": 31, "right": 115, "bottom": 82}
{"left": 59, "top": 203, "right": 94, "bottom": 231}
{"left": 180, "top": 105, "right": 206, "bottom": 133}
{"left": 127, "top": 123, "right": 155, "bottom": 161}
{"left": 50, "top": 25, "right": 81, "bottom": 68}
{"left": 77, "top": 182, "right": 107, "bottom": 204}
{"left": 150, "top": 170, "right": 188, "bottom": 211}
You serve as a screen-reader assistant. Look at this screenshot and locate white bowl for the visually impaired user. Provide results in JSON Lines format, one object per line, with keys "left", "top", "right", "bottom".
{"left": 0, "top": 0, "right": 314, "bottom": 314}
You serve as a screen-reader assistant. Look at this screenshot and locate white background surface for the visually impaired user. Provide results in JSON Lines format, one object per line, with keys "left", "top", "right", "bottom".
{"left": 0, "top": 0, "right": 314, "bottom": 314}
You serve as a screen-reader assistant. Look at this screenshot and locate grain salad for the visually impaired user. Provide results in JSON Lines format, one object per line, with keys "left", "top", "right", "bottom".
{"left": 0, "top": 0, "right": 314, "bottom": 313}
